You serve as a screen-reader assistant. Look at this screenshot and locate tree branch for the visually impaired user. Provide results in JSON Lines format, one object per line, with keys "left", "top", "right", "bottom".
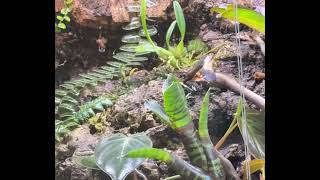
{"left": 184, "top": 55, "right": 265, "bottom": 110}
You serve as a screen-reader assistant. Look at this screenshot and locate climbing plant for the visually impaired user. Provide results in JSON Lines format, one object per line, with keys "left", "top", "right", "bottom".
{"left": 55, "top": 0, "right": 73, "bottom": 32}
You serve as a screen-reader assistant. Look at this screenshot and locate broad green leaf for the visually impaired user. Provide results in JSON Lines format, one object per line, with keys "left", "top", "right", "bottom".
{"left": 173, "top": 1, "right": 186, "bottom": 49}
{"left": 56, "top": 15, "right": 64, "bottom": 21}
{"left": 166, "top": 20, "right": 177, "bottom": 48}
{"left": 198, "top": 90, "right": 210, "bottom": 138}
{"left": 58, "top": 22, "right": 66, "bottom": 29}
{"left": 163, "top": 75, "right": 192, "bottom": 129}
{"left": 211, "top": 6, "right": 265, "bottom": 34}
{"left": 95, "top": 133, "right": 152, "bottom": 180}
{"left": 236, "top": 103, "right": 265, "bottom": 159}
{"left": 127, "top": 148, "right": 173, "bottom": 164}
{"left": 144, "top": 100, "right": 171, "bottom": 126}
{"left": 64, "top": 16, "right": 71, "bottom": 22}
{"left": 243, "top": 159, "right": 265, "bottom": 180}
{"left": 73, "top": 155, "right": 100, "bottom": 170}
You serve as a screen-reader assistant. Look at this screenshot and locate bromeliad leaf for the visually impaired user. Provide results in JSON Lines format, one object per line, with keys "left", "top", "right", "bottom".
{"left": 95, "top": 133, "right": 152, "bottom": 180}
{"left": 163, "top": 75, "right": 192, "bottom": 129}
{"left": 198, "top": 89, "right": 210, "bottom": 138}
{"left": 127, "top": 148, "right": 173, "bottom": 164}
{"left": 144, "top": 100, "right": 171, "bottom": 126}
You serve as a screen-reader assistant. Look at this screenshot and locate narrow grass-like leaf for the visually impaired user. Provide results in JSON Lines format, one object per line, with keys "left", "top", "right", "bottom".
{"left": 166, "top": 20, "right": 177, "bottom": 48}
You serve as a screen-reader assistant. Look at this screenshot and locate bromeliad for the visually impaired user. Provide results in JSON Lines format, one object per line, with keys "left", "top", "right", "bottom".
{"left": 127, "top": 75, "right": 239, "bottom": 180}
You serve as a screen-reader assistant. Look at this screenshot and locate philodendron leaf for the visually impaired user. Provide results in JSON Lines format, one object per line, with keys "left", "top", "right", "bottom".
{"left": 211, "top": 5, "right": 265, "bottom": 34}
{"left": 236, "top": 101, "right": 265, "bottom": 159}
{"left": 144, "top": 100, "right": 171, "bottom": 126}
{"left": 72, "top": 154, "right": 100, "bottom": 170}
{"left": 95, "top": 133, "right": 152, "bottom": 180}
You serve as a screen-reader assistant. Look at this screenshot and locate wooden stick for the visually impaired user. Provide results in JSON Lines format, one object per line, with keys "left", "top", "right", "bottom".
{"left": 184, "top": 55, "right": 265, "bottom": 110}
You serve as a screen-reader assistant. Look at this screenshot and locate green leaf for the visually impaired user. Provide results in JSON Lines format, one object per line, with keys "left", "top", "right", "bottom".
{"left": 173, "top": 1, "right": 186, "bottom": 49}
{"left": 144, "top": 100, "right": 171, "bottom": 126}
{"left": 140, "top": 0, "right": 156, "bottom": 47}
{"left": 236, "top": 102, "right": 265, "bottom": 159}
{"left": 58, "top": 22, "right": 66, "bottom": 29}
{"left": 66, "top": 0, "right": 73, "bottom": 5}
{"left": 127, "top": 148, "right": 173, "bottom": 164}
{"left": 166, "top": 20, "right": 177, "bottom": 48}
{"left": 135, "top": 43, "right": 158, "bottom": 53}
{"left": 163, "top": 75, "right": 192, "bottom": 129}
{"left": 121, "top": 34, "right": 142, "bottom": 44}
{"left": 61, "top": 8, "right": 68, "bottom": 15}
{"left": 95, "top": 133, "right": 152, "bottom": 180}
{"left": 66, "top": 7, "right": 72, "bottom": 13}
{"left": 64, "top": 16, "right": 71, "bottom": 22}
{"left": 73, "top": 155, "right": 100, "bottom": 170}
{"left": 211, "top": 6, "right": 265, "bottom": 34}
{"left": 56, "top": 15, "right": 64, "bottom": 21}
{"left": 243, "top": 159, "right": 265, "bottom": 180}
{"left": 198, "top": 89, "right": 210, "bottom": 138}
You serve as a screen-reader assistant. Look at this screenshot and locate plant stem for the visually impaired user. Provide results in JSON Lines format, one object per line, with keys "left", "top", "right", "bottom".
{"left": 215, "top": 117, "right": 238, "bottom": 149}
{"left": 183, "top": 55, "right": 265, "bottom": 110}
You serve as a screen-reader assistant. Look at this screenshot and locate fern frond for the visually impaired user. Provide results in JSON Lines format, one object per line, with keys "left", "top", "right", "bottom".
{"left": 55, "top": 90, "right": 67, "bottom": 97}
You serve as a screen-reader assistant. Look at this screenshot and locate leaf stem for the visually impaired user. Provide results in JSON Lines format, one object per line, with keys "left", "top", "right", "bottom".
{"left": 215, "top": 117, "right": 238, "bottom": 149}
